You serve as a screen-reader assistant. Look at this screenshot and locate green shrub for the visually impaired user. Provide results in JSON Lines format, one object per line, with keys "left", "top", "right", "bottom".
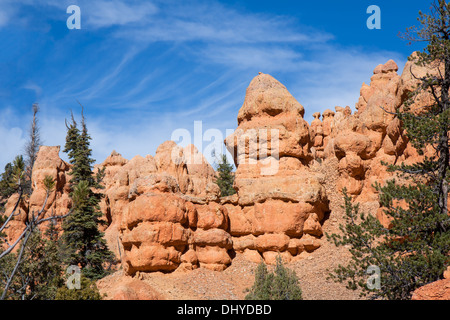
{"left": 245, "top": 255, "right": 302, "bottom": 300}
{"left": 55, "top": 275, "right": 103, "bottom": 300}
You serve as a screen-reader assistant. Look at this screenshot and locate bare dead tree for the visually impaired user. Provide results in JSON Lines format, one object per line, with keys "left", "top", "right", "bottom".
{"left": 24, "top": 103, "right": 42, "bottom": 195}
{"left": 0, "top": 175, "right": 72, "bottom": 300}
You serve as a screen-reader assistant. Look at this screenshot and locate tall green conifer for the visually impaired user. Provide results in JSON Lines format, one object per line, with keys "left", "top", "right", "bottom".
{"left": 328, "top": 0, "right": 450, "bottom": 300}
{"left": 61, "top": 109, "right": 113, "bottom": 280}
{"left": 214, "top": 153, "right": 236, "bottom": 197}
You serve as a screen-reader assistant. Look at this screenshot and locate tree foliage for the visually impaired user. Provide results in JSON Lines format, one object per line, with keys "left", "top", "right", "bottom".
{"left": 61, "top": 109, "right": 113, "bottom": 281}
{"left": 0, "top": 171, "right": 72, "bottom": 300}
{"left": 0, "top": 228, "right": 64, "bottom": 300}
{"left": 328, "top": 0, "right": 450, "bottom": 300}
{"left": 214, "top": 153, "right": 236, "bottom": 197}
{"left": 0, "top": 156, "right": 26, "bottom": 244}
{"left": 245, "top": 256, "right": 303, "bottom": 300}
{"left": 55, "top": 275, "right": 103, "bottom": 300}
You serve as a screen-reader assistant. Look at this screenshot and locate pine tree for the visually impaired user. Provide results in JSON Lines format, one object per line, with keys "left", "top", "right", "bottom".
{"left": 0, "top": 227, "right": 65, "bottom": 300}
{"left": 0, "top": 157, "right": 26, "bottom": 237}
{"left": 245, "top": 256, "right": 302, "bottom": 300}
{"left": 328, "top": 0, "right": 450, "bottom": 300}
{"left": 214, "top": 153, "right": 236, "bottom": 197}
{"left": 0, "top": 162, "right": 15, "bottom": 203}
{"left": 0, "top": 156, "right": 26, "bottom": 201}
{"left": 55, "top": 275, "right": 103, "bottom": 300}
{"left": 61, "top": 109, "right": 113, "bottom": 281}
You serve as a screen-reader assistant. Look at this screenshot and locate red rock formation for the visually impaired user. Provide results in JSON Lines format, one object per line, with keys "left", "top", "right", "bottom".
{"left": 2, "top": 146, "right": 71, "bottom": 246}
{"left": 411, "top": 279, "right": 450, "bottom": 300}
{"left": 309, "top": 59, "right": 415, "bottom": 212}
{"left": 411, "top": 266, "right": 450, "bottom": 300}
{"left": 99, "top": 142, "right": 231, "bottom": 274}
{"left": 224, "top": 72, "right": 329, "bottom": 264}
{"left": 3, "top": 52, "right": 443, "bottom": 278}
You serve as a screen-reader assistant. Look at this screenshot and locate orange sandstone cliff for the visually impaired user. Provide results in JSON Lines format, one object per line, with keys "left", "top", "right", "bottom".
{"left": 3, "top": 53, "right": 447, "bottom": 299}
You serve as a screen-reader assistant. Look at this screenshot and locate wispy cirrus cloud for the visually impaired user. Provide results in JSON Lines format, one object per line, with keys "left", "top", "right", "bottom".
{"left": 83, "top": 0, "right": 158, "bottom": 28}
{"left": 0, "top": 0, "right": 410, "bottom": 171}
{"left": 200, "top": 45, "right": 303, "bottom": 72}
{"left": 114, "top": 1, "right": 333, "bottom": 45}
{"left": 0, "top": 10, "right": 9, "bottom": 28}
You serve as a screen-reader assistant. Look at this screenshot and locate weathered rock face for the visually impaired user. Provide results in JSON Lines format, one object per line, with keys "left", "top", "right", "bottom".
{"left": 309, "top": 59, "right": 419, "bottom": 213}
{"left": 4, "top": 52, "right": 439, "bottom": 277}
{"left": 224, "top": 73, "right": 329, "bottom": 264}
{"left": 2, "top": 146, "right": 72, "bottom": 246}
{"left": 411, "top": 279, "right": 450, "bottom": 300}
{"left": 29, "top": 146, "right": 71, "bottom": 218}
{"left": 98, "top": 141, "right": 232, "bottom": 275}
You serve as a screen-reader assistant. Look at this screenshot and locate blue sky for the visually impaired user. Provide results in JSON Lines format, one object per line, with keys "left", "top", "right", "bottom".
{"left": 0, "top": 0, "right": 429, "bottom": 170}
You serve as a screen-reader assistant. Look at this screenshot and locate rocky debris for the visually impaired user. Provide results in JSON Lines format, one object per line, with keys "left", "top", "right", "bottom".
{"left": 96, "top": 270, "right": 165, "bottom": 300}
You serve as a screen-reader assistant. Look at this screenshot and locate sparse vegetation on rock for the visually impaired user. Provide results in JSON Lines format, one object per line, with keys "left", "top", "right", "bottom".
{"left": 328, "top": 0, "right": 450, "bottom": 300}
{"left": 245, "top": 255, "right": 303, "bottom": 300}
{"left": 61, "top": 110, "right": 114, "bottom": 281}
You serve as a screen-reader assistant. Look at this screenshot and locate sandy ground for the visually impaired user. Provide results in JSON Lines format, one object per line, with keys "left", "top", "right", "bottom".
{"left": 99, "top": 158, "right": 364, "bottom": 300}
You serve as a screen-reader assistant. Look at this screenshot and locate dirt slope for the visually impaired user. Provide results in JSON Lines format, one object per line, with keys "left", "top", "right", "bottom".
{"left": 98, "top": 158, "right": 363, "bottom": 300}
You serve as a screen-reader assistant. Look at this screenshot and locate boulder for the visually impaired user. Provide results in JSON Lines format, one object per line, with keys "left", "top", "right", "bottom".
{"left": 411, "top": 279, "right": 450, "bottom": 300}
{"left": 255, "top": 233, "right": 290, "bottom": 252}
{"left": 196, "top": 246, "right": 232, "bottom": 271}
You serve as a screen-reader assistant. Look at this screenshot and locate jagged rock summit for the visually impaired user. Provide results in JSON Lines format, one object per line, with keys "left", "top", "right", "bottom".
{"left": 224, "top": 72, "right": 328, "bottom": 264}
{"left": 4, "top": 54, "right": 446, "bottom": 299}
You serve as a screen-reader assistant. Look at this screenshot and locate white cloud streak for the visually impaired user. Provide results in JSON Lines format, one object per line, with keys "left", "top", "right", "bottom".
{"left": 0, "top": 0, "right": 409, "bottom": 171}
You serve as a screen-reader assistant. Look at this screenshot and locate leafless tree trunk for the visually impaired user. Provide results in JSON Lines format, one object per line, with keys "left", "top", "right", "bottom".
{"left": 0, "top": 177, "right": 72, "bottom": 300}
{"left": 24, "top": 103, "right": 42, "bottom": 195}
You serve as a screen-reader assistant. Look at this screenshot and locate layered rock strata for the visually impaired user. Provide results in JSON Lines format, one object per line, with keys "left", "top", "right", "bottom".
{"left": 3, "top": 53, "right": 439, "bottom": 275}
{"left": 224, "top": 73, "right": 329, "bottom": 264}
